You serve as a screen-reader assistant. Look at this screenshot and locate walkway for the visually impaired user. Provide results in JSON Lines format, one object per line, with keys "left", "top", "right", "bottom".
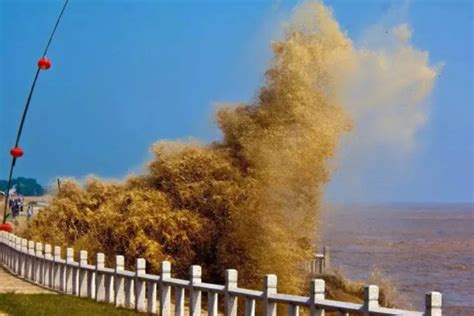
{"left": 0, "top": 267, "right": 53, "bottom": 294}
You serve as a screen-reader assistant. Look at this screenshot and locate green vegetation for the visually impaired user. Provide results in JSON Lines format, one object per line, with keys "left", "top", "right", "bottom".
{"left": 0, "top": 177, "right": 45, "bottom": 196}
{"left": 0, "top": 293, "right": 140, "bottom": 316}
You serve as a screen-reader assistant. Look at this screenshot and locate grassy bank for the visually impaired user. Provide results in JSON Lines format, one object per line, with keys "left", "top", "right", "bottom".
{"left": 0, "top": 293, "right": 140, "bottom": 316}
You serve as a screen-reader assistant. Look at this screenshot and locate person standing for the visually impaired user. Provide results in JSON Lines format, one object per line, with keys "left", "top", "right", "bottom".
{"left": 27, "top": 205, "right": 33, "bottom": 221}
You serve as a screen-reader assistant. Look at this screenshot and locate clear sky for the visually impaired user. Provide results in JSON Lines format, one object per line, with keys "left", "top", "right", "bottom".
{"left": 1, "top": 0, "right": 473, "bottom": 203}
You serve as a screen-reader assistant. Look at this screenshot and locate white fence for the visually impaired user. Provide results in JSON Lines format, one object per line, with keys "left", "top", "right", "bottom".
{"left": 0, "top": 231, "right": 442, "bottom": 315}
{"left": 305, "top": 247, "right": 330, "bottom": 275}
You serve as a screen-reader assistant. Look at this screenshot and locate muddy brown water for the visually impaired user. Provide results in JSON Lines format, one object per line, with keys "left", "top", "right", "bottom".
{"left": 321, "top": 203, "right": 474, "bottom": 316}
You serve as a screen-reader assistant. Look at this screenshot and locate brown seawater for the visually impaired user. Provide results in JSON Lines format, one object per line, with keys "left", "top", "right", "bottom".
{"left": 321, "top": 203, "right": 474, "bottom": 315}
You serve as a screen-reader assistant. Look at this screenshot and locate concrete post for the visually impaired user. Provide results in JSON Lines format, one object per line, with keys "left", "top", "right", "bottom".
{"left": 5, "top": 234, "right": 9, "bottom": 269}
{"left": 310, "top": 279, "right": 325, "bottom": 316}
{"left": 208, "top": 291, "right": 219, "bottom": 316}
{"left": 35, "top": 242, "right": 43, "bottom": 284}
{"left": 114, "top": 255, "right": 125, "bottom": 307}
{"left": 27, "top": 240, "right": 35, "bottom": 281}
{"left": 65, "top": 247, "right": 74, "bottom": 294}
{"left": 175, "top": 286, "right": 185, "bottom": 316}
{"left": 189, "top": 265, "right": 202, "bottom": 316}
{"left": 20, "top": 239, "right": 27, "bottom": 278}
{"left": 44, "top": 244, "right": 52, "bottom": 288}
{"left": 53, "top": 246, "right": 62, "bottom": 290}
{"left": 264, "top": 274, "right": 277, "bottom": 316}
{"left": 15, "top": 237, "right": 21, "bottom": 274}
{"left": 288, "top": 304, "right": 300, "bottom": 316}
{"left": 245, "top": 297, "right": 256, "bottom": 316}
{"left": 160, "top": 261, "right": 171, "bottom": 316}
{"left": 225, "top": 269, "right": 238, "bottom": 316}
{"left": 124, "top": 275, "right": 135, "bottom": 308}
{"left": 323, "top": 246, "right": 330, "bottom": 272}
{"left": 105, "top": 270, "right": 114, "bottom": 304}
{"left": 78, "top": 250, "right": 88, "bottom": 297}
{"left": 363, "top": 285, "right": 379, "bottom": 315}
{"left": 87, "top": 255, "right": 96, "bottom": 299}
{"left": 135, "top": 258, "right": 146, "bottom": 312}
{"left": 95, "top": 253, "right": 106, "bottom": 302}
{"left": 146, "top": 275, "right": 157, "bottom": 314}
{"left": 425, "top": 292, "right": 442, "bottom": 316}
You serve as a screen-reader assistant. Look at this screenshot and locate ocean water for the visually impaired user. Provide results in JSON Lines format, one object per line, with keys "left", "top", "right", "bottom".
{"left": 320, "top": 203, "right": 474, "bottom": 315}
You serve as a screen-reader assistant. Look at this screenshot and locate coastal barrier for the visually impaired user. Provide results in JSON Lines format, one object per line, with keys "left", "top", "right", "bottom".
{"left": 0, "top": 231, "right": 442, "bottom": 315}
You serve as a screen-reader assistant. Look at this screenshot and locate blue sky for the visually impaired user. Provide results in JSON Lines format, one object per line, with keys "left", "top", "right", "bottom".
{"left": 1, "top": 0, "right": 472, "bottom": 203}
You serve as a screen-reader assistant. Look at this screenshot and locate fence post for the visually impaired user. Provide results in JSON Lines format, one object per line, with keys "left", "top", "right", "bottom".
{"left": 175, "top": 285, "right": 185, "bottom": 316}
{"left": 87, "top": 254, "right": 96, "bottom": 300}
{"left": 20, "top": 239, "right": 27, "bottom": 278}
{"left": 2, "top": 232, "right": 6, "bottom": 263}
{"left": 288, "top": 304, "right": 300, "bottom": 316}
{"left": 425, "top": 292, "right": 442, "bottom": 316}
{"left": 3, "top": 233, "right": 7, "bottom": 268}
{"left": 4, "top": 234, "right": 8, "bottom": 268}
{"left": 65, "top": 247, "right": 75, "bottom": 294}
{"left": 160, "top": 261, "right": 171, "bottom": 316}
{"left": 123, "top": 264, "right": 135, "bottom": 308}
{"left": 27, "top": 240, "right": 35, "bottom": 281}
{"left": 72, "top": 251, "right": 81, "bottom": 296}
{"left": 35, "top": 242, "right": 43, "bottom": 284}
{"left": 6, "top": 234, "right": 11, "bottom": 268}
{"left": 0, "top": 232, "right": 2, "bottom": 263}
{"left": 95, "top": 253, "right": 106, "bottom": 302}
{"left": 53, "top": 246, "right": 62, "bottom": 290}
{"left": 9, "top": 234, "right": 13, "bottom": 271}
{"left": 11, "top": 236, "right": 16, "bottom": 273}
{"left": 323, "top": 246, "right": 330, "bottom": 272}
{"left": 0, "top": 231, "right": 7, "bottom": 264}
{"left": 5, "top": 234, "right": 10, "bottom": 269}
{"left": 2, "top": 232, "right": 5, "bottom": 263}
{"left": 4, "top": 233, "right": 9, "bottom": 266}
{"left": 310, "top": 279, "right": 325, "bottom": 316}
{"left": 312, "top": 255, "right": 317, "bottom": 274}
{"left": 114, "top": 255, "right": 125, "bottom": 307}
{"left": 124, "top": 272, "right": 135, "bottom": 309}
{"left": 135, "top": 258, "right": 146, "bottom": 312}
{"left": 245, "top": 297, "right": 256, "bottom": 316}
{"left": 0, "top": 232, "right": 4, "bottom": 263}
{"left": 189, "top": 265, "right": 202, "bottom": 316}
{"left": 0, "top": 232, "right": 4, "bottom": 264}
{"left": 363, "top": 285, "right": 379, "bottom": 315}
{"left": 15, "top": 237, "right": 21, "bottom": 274}
{"left": 0, "top": 232, "right": 3, "bottom": 263}
{"left": 10, "top": 236, "right": 16, "bottom": 274}
{"left": 78, "top": 250, "right": 88, "bottom": 297}
{"left": 208, "top": 291, "right": 219, "bottom": 316}
{"left": 146, "top": 274, "right": 157, "bottom": 314}
{"left": 105, "top": 267, "right": 114, "bottom": 303}
{"left": 225, "top": 269, "right": 238, "bottom": 316}
{"left": 44, "top": 244, "right": 52, "bottom": 288}
{"left": 264, "top": 274, "right": 277, "bottom": 316}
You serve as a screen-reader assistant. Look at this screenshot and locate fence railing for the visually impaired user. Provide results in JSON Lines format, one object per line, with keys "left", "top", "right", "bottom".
{"left": 0, "top": 231, "right": 442, "bottom": 315}
{"left": 304, "top": 247, "right": 330, "bottom": 275}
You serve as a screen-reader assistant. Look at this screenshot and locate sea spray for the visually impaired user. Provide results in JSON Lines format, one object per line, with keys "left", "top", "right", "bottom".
{"left": 25, "top": 2, "right": 351, "bottom": 292}
{"left": 327, "top": 5, "right": 440, "bottom": 201}
{"left": 24, "top": 2, "right": 439, "bottom": 294}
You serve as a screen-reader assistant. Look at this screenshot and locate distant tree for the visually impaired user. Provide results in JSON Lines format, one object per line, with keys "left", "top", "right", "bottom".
{"left": 0, "top": 177, "right": 45, "bottom": 196}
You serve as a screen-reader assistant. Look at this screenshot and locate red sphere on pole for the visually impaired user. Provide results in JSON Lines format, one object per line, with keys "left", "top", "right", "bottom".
{"left": 0, "top": 223, "right": 13, "bottom": 232}
{"left": 10, "top": 147, "right": 24, "bottom": 158}
{"left": 37, "top": 57, "right": 52, "bottom": 70}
